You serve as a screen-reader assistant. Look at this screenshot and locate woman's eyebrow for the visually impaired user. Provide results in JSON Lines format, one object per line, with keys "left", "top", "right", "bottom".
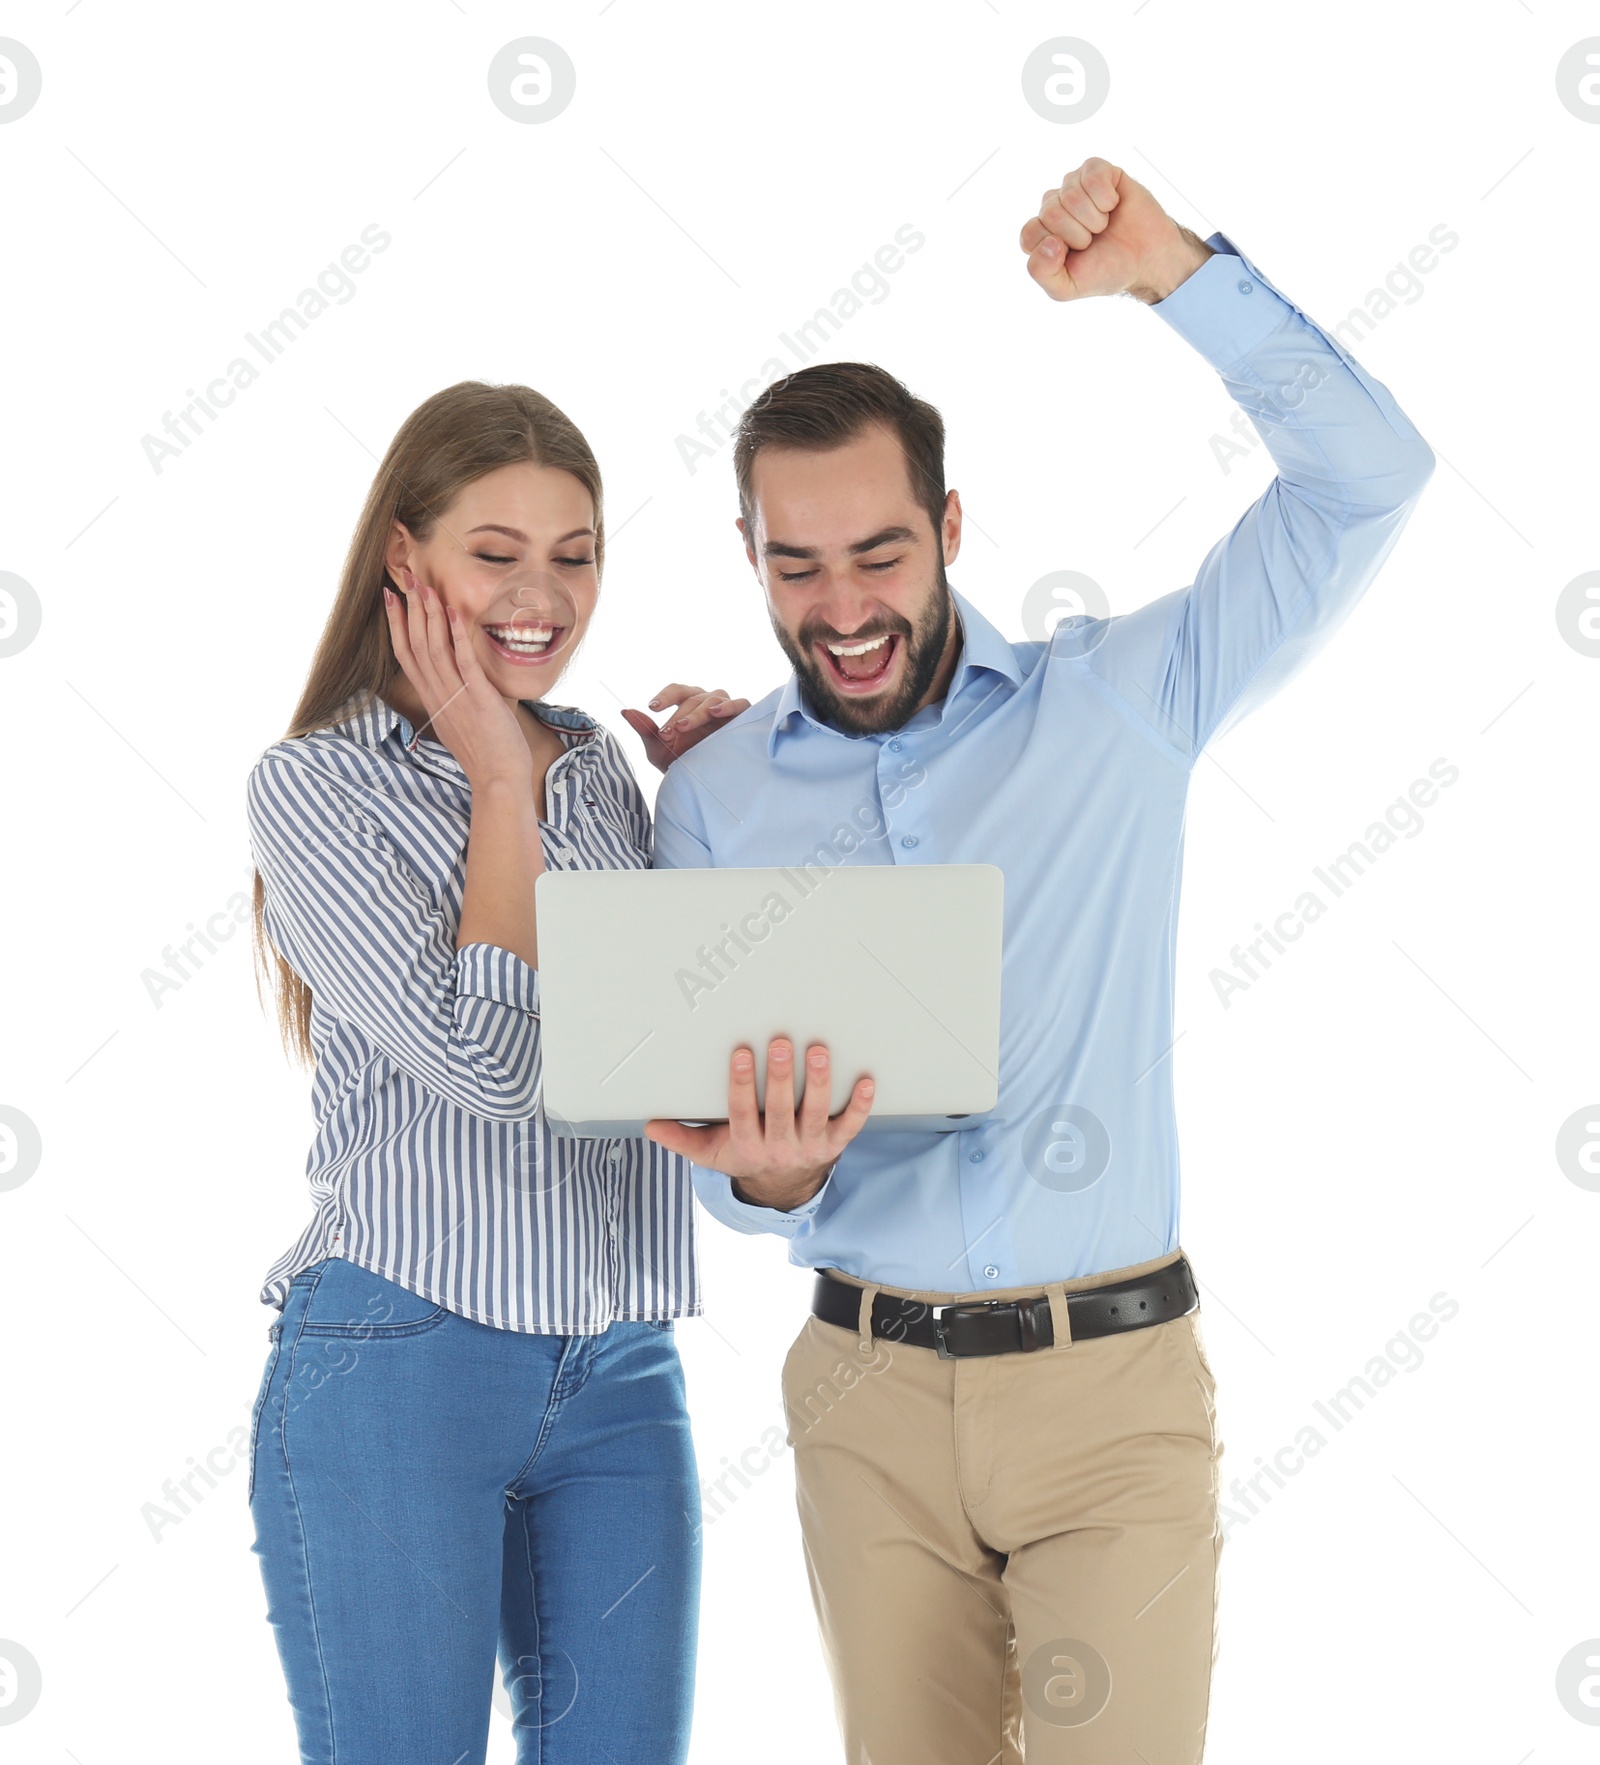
{"left": 465, "top": 524, "right": 596, "bottom": 544}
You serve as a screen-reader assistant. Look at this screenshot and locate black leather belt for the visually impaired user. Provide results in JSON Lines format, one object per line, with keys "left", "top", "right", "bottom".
{"left": 811, "top": 1256, "right": 1197, "bottom": 1359}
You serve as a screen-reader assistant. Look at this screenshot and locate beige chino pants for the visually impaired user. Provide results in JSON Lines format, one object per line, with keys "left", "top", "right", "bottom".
{"left": 779, "top": 1247, "right": 1222, "bottom": 1763}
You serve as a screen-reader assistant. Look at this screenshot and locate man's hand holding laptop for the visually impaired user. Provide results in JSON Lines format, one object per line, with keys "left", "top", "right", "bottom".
{"left": 646, "top": 1037, "right": 875, "bottom": 1212}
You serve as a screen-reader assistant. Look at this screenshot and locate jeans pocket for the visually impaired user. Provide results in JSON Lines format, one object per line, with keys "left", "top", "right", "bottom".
{"left": 247, "top": 1327, "right": 283, "bottom": 1505}
{"left": 299, "top": 1256, "right": 448, "bottom": 1337}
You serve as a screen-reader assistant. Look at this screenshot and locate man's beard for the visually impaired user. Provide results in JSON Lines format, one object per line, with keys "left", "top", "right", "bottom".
{"left": 773, "top": 564, "right": 955, "bottom": 737}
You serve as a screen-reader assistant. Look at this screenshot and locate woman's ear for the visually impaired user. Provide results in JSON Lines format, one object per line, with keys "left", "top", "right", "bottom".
{"left": 384, "top": 520, "right": 414, "bottom": 589}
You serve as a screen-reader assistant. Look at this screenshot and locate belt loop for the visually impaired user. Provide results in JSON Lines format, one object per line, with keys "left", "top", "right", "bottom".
{"left": 857, "top": 1283, "right": 881, "bottom": 1359}
{"left": 1045, "top": 1282, "right": 1073, "bottom": 1351}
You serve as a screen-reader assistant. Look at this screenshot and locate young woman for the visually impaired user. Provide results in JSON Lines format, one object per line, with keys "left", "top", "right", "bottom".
{"left": 244, "top": 381, "right": 748, "bottom": 1765}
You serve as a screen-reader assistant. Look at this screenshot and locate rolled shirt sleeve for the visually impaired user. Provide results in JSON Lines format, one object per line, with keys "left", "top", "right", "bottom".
{"left": 248, "top": 748, "right": 542, "bottom": 1122}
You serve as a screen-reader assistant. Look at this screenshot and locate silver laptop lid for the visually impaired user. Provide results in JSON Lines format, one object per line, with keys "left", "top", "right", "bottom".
{"left": 536, "top": 863, "right": 1003, "bottom": 1138}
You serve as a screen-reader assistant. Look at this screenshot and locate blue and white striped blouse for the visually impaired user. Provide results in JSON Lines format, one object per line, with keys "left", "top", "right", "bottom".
{"left": 246, "top": 690, "right": 700, "bottom": 1334}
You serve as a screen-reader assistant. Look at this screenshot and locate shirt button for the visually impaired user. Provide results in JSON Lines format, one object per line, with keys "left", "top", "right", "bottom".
{"left": 969, "top": 1151, "right": 985, "bottom": 1164}
{"left": 1237, "top": 279, "right": 1253, "bottom": 294}
{"left": 901, "top": 835, "right": 918, "bottom": 849}
{"left": 983, "top": 1264, "right": 1000, "bottom": 1280}
{"left": 888, "top": 738, "right": 902, "bottom": 753}
{"left": 607, "top": 1148, "right": 621, "bottom": 1163}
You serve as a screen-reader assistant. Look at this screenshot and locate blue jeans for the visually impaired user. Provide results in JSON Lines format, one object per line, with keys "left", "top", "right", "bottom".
{"left": 249, "top": 1257, "right": 700, "bottom": 1764}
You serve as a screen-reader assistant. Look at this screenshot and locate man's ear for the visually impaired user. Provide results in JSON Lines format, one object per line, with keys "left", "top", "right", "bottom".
{"left": 941, "top": 489, "right": 963, "bottom": 569}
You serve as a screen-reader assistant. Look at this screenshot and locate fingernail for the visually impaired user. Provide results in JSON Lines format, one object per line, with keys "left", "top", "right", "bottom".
{"left": 1042, "top": 238, "right": 1061, "bottom": 257}
{"left": 809, "top": 1049, "right": 827, "bottom": 1066}
{"left": 733, "top": 1050, "right": 754, "bottom": 1071}
{"left": 861, "top": 1079, "right": 875, "bottom": 1094}
{"left": 648, "top": 697, "right": 661, "bottom": 709}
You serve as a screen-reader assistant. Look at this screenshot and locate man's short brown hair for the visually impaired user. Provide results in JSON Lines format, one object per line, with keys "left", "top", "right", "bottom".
{"left": 733, "top": 362, "right": 947, "bottom": 544}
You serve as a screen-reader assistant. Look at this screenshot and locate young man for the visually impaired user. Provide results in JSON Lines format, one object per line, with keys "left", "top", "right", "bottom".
{"left": 640, "top": 158, "right": 1434, "bottom": 1763}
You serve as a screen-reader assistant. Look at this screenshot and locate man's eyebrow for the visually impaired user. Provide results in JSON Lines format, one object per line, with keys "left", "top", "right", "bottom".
{"left": 466, "top": 524, "right": 595, "bottom": 545}
{"left": 762, "top": 526, "right": 918, "bottom": 561}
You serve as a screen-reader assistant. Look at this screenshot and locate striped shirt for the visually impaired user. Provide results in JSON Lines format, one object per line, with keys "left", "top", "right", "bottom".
{"left": 246, "top": 690, "right": 700, "bottom": 1334}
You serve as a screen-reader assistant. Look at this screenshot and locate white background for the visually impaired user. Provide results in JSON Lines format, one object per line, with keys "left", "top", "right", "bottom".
{"left": 2, "top": 2, "right": 1597, "bottom": 1760}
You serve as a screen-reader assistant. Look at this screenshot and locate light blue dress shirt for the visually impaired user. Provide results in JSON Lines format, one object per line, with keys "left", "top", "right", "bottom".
{"left": 652, "top": 232, "right": 1434, "bottom": 1294}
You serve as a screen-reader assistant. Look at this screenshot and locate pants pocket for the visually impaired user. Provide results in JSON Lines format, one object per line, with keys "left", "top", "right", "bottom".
{"left": 247, "top": 1326, "right": 283, "bottom": 1505}
{"left": 1166, "top": 1311, "right": 1221, "bottom": 1464}
{"left": 297, "top": 1256, "right": 448, "bottom": 1337}
{"left": 778, "top": 1320, "right": 815, "bottom": 1449}
{"left": 1185, "top": 1309, "right": 1217, "bottom": 1385}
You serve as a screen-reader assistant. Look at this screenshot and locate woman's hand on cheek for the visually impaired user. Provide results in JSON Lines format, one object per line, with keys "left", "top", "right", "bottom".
{"left": 383, "top": 565, "right": 531, "bottom": 790}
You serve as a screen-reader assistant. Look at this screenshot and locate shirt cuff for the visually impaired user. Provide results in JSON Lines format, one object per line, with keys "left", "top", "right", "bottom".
{"left": 699, "top": 1165, "right": 830, "bottom": 1232}
{"left": 1148, "top": 230, "right": 1292, "bottom": 368}
{"left": 455, "top": 942, "right": 540, "bottom": 1015}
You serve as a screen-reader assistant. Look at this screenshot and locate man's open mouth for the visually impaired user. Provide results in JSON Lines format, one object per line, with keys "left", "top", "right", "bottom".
{"left": 817, "top": 631, "right": 900, "bottom": 693}
{"left": 484, "top": 621, "right": 565, "bottom": 665}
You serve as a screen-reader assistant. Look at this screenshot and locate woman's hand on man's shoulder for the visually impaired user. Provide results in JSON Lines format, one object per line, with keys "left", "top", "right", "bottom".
{"left": 621, "top": 684, "right": 750, "bottom": 773}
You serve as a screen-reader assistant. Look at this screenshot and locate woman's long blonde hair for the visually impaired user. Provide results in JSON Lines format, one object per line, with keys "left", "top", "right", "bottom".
{"left": 252, "top": 380, "right": 605, "bottom": 1065}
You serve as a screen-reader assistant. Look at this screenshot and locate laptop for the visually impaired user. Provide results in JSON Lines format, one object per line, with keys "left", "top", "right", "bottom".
{"left": 535, "top": 863, "right": 1004, "bottom": 1138}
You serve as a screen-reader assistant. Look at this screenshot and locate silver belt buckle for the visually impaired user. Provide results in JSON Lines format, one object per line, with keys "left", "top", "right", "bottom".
{"left": 932, "top": 1299, "right": 1004, "bottom": 1359}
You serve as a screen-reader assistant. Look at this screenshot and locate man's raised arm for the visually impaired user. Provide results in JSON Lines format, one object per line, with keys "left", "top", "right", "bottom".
{"left": 1021, "top": 157, "right": 1435, "bottom": 760}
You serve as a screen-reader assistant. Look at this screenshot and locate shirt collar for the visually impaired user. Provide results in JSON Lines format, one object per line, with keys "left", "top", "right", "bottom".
{"left": 767, "top": 587, "right": 1023, "bottom": 756}
{"left": 332, "top": 690, "right": 599, "bottom": 758}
